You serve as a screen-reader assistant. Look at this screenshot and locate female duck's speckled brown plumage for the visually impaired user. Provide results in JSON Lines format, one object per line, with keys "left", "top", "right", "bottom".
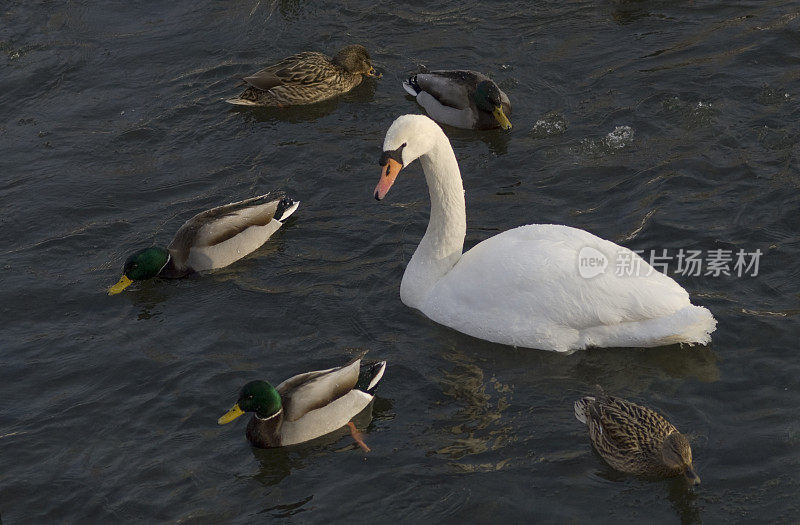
{"left": 227, "top": 44, "right": 378, "bottom": 107}
{"left": 574, "top": 390, "right": 700, "bottom": 484}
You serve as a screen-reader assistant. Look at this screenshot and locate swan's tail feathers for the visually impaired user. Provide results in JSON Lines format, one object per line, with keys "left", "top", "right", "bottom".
{"left": 225, "top": 97, "right": 260, "bottom": 106}
{"left": 655, "top": 305, "right": 717, "bottom": 346}
{"left": 275, "top": 197, "right": 299, "bottom": 222}
{"left": 680, "top": 305, "right": 717, "bottom": 345}
{"left": 578, "top": 305, "right": 717, "bottom": 349}
{"left": 574, "top": 397, "right": 595, "bottom": 425}
{"left": 403, "top": 75, "right": 421, "bottom": 97}
{"left": 357, "top": 360, "right": 387, "bottom": 395}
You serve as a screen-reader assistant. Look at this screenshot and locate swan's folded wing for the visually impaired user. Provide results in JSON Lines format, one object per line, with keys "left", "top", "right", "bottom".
{"left": 276, "top": 358, "right": 361, "bottom": 422}
{"left": 422, "top": 224, "right": 695, "bottom": 344}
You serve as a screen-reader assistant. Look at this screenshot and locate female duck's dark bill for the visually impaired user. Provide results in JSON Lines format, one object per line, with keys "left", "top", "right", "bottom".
{"left": 685, "top": 465, "right": 701, "bottom": 485}
{"left": 375, "top": 158, "right": 402, "bottom": 200}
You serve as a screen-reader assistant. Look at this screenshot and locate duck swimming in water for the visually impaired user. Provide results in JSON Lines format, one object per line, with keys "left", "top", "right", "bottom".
{"left": 109, "top": 192, "right": 298, "bottom": 294}
{"left": 218, "top": 354, "right": 386, "bottom": 449}
{"left": 227, "top": 44, "right": 379, "bottom": 107}
{"left": 402, "top": 69, "right": 512, "bottom": 130}
{"left": 575, "top": 390, "right": 701, "bottom": 484}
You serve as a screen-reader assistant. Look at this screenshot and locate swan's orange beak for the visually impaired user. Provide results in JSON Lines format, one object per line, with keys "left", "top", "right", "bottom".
{"left": 375, "top": 158, "right": 402, "bottom": 200}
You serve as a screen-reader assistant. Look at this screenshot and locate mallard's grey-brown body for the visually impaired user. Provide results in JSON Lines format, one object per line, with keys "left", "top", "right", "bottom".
{"left": 161, "top": 193, "right": 298, "bottom": 278}
{"left": 402, "top": 70, "right": 511, "bottom": 129}
{"left": 227, "top": 45, "right": 376, "bottom": 107}
{"left": 574, "top": 392, "right": 699, "bottom": 482}
{"left": 245, "top": 357, "right": 386, "bottom": 448}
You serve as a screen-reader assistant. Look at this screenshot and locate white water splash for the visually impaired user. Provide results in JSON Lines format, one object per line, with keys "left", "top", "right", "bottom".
{"left": 603, "top": 125, "right": 635, "bottom": 149}
{"left": 530, "top": 112, "right": 566, "bottom": 138}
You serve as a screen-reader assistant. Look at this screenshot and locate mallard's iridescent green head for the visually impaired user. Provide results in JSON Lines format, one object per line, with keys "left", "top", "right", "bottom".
{"left": 333, "top": 44, "right": 378, "bottom": 77}
{"left": 473, "top": 80, "right": 512, "bottom": 130}
{"left": 661, "top": 432, "right": 700, "bottom": 485}
{"left": 218, "top": 380, "right": 282, "bottom": 424}
{"left": 108, "top": 247, "right": 170, "bottom": 295}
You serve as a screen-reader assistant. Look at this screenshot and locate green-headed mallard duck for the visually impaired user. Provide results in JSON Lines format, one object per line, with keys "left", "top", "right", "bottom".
{"left": 226, "top": 44, "right": 379, "bottom": 107}
{"left": 218, "top": 354, "right": 386, "bottom": 449}
{"left": 574, "top": 390, "right": 700, "bottom": 484}
{"left": 402, "top": 70, "right": 512, "bottom": 130}
{"left": 108, "top": 193, "right": 298, "bottom": 294}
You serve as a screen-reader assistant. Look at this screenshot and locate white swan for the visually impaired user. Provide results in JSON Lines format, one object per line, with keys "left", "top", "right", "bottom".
{"left": 373, "top": 115, "right": 717, "bottom": 353}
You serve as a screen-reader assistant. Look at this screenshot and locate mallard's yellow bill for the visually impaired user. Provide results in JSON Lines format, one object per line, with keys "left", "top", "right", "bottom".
{"left": 493, "top": 107, "right": 512, "bottom": 130}
{"left": 108, "top": 275, "right": 133, "bottom": 295}
{"left": 218, "top": 404, "right": 244, "bottom": 425}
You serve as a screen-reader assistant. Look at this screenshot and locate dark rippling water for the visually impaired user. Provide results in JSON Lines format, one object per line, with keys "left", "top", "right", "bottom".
{"left": 2, "top": 0, "right": 799, "bottom": 522}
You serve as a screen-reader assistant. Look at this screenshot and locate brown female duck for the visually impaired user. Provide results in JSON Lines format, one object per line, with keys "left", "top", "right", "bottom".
{"left": 574, "top": 390, "right": 700, "bottom": 484}
{"left": 227, "top": 44, "right": 379, "bottom": 107}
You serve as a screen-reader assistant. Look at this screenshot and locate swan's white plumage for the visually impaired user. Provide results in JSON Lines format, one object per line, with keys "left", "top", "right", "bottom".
{"left": 420, "top": 224, "right": 715, "bottom": 352}
{"left": 380, "top": 115, "right": 716, "bottom": 353}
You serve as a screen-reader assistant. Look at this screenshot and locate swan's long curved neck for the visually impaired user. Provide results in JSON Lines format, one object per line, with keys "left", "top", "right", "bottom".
{"left": 400, "top": 133, "right": 466, "bottom": 308}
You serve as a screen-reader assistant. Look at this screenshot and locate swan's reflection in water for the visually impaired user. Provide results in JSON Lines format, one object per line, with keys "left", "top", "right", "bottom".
{"left": 420, "top": 325, "right": 718, "bottom": 480}
{"left": 427, "top": 345, "right": 518, "bottom": 472}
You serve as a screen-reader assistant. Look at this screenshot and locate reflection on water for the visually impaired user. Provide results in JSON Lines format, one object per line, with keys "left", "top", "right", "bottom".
{"left": 608, "top": 4, "right": 651, "bottom": 27}
{"left": 227, "top": 77, "right": 378, "bottom": 124}
{"left": 591, "top": 453, "right": 702, "bottom": 524}
{"left": 475, "top": 128, "right": 511, "bottom": 157}
{"left": 666, "top": 476, "right": 702, "bottom": 525}
{"left": 241, "top": 401, "right": 392, "bottom": 518}
{"left": 429, "top": 345, "right": 516, "bottom": 471}
{"left": 130, "top": 282, "right": 175, "bottom": 320}
{"left": 257, "top": 495, "right": 314, "bottom": 519}
{"left": 571, "top": 343, "right": 720, "bottom": 392}
{"left": 431, "top": 326, "right": 719, "bottom": 390}
{"left": 250, "top": 446, "right": 296, "bottom": 487}
{"left": 229, "top": 98, "right": 343, "bottom": 124}
{"left": 249, "top": 398, "right": 389, "bottom": 485}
